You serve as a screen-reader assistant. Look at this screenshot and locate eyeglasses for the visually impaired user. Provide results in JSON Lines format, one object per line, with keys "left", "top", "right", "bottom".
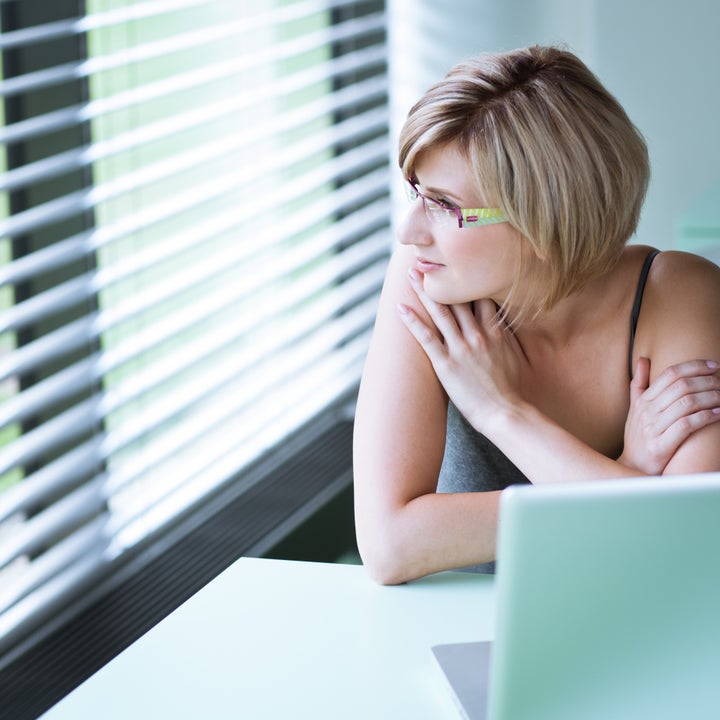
{"left": 405, "top": 178, "right": 507, "bottom": 229}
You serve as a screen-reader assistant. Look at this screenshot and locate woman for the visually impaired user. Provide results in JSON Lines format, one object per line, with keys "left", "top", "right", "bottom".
{"left": 353, "top": 46, "right": 720, "bottom": 585}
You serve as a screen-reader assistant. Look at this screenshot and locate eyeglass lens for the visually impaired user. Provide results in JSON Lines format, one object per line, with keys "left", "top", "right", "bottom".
{"left": 405, "top": 181, "right": 455, "bottom": 225}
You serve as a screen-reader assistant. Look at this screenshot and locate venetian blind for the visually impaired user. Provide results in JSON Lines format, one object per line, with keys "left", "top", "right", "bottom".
{"left": 0, "top": 0, "right": 390, "bottom": 651}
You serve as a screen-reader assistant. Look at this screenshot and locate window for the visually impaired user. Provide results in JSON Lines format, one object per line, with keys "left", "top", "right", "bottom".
{"left": 0, "top": 0, "right": 389, "bottom": 665}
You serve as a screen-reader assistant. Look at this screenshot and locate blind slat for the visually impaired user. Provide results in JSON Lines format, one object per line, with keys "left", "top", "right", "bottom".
{"left": 0, "top": 441, "right": 105, "bottom": 526}
{"left": 0, "top": 515, "right": 109, "bottom": 615}
{"left": 0, "top": 480, "right": 106, "bottom": 571}
{"left": 0, "top": 0, "right": 218, "bottom": 50}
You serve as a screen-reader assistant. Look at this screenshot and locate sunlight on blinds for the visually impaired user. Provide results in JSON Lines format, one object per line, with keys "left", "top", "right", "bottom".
{"left": 0, "top": 0, "right": 389, "bottom": 649}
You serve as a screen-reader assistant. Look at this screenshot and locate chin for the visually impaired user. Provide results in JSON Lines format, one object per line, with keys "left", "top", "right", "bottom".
{"left": 422, "top": 277, "right": 475, "bottom": 306}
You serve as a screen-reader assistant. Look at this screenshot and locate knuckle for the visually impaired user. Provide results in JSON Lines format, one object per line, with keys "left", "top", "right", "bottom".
{"left": 675, "top": 415, "right": 693, "bottom": 434}
{"left": 674, "top": 377, "right": 693, "bottom": 394}
{"left": 466, "top": 328, "right": 486, "bottom": 349}
{"left": 646, "top": 438, "right": 664, "bottom": 459}
{"left": 455, "top": 342, "right": 475, "bottom": 363}
{"left": 417, "top": 326, "right": 435, "bottom": 345}
{"left": 678, "top": 393, "right": 697, "bottom": 411}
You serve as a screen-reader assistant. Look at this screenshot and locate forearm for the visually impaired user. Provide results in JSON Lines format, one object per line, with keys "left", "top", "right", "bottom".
{"left": 355, "top": 488, "right": 501, "bottom": 585}
{"left": 484, "top": 402, "right": 645, "bottom": 484}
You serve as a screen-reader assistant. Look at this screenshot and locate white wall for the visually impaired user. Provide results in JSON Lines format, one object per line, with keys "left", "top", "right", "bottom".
{"left": 388, "top": 0, "right": 720, "bottom": 250}
{"left": 593, "top": 0, "right": 720, "bottom": 249}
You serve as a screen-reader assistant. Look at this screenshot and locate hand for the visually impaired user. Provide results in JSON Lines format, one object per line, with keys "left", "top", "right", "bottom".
{"left": 619, "top": 357, "right": 720, "bottom": 474}
{"left": 397, "top": 269, "right": 526, "bottom": 434}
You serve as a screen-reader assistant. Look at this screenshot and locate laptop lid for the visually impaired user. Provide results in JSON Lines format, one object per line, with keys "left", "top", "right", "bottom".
{"left": 488, "top": 472, "right": 720, "bottom": 720}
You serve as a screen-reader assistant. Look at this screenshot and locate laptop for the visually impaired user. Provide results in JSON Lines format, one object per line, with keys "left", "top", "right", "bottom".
{"left": 432, "top": 472, "right": 720, "bottom": 720}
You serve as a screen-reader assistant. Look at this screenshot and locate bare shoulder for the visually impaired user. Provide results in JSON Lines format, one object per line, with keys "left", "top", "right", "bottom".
{"left": 647, "top": 250, "right": 720, "bottom": 320}
{"left": 356, "top": 241, "right": 447, "bottom": 441}
{"left": 640, "top": 249, "right": 720, "bottom": 373}
{"left": 651, "top": 249, "right": 720, "bottom": 297}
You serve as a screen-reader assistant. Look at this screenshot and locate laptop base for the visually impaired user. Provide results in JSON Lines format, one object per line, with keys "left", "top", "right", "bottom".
{"left": 431, "top": 641, "right": 492, "bottom": 720}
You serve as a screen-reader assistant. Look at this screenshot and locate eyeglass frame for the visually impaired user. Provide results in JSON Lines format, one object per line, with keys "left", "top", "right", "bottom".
{"left": 404, "top": 178, "right": 507, "bottom": 229}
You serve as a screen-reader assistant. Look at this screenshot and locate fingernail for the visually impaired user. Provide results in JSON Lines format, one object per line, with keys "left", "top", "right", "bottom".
{"left": 407, "top": 267, "right": 421, "bottom": 282}
{"left": 707, "top": 360, "right": 719, "bottom": 369}
{"left": 397, "top": 303, "right": 409, "bottom": 315}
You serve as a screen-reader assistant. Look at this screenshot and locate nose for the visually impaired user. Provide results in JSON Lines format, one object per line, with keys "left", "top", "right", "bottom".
{"left": 397, "top": 198, "right": 433, "bottom": 247}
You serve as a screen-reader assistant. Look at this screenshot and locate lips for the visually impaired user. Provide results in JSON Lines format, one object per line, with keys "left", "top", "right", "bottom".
{"left": 416, "top": 257, "right": 444, "bottom": 272}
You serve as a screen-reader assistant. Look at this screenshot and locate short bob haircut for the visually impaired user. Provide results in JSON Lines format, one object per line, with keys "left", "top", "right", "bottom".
{"left": 399, "top": 45, "right": 650, "bottom": 320}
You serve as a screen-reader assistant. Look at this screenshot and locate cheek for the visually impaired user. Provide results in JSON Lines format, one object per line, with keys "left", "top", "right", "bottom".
{"left": 426, "top": 234, "right": 518, "bottom": 303}
{"left": 447, "top": 234, "right": 506, "bottom": 281}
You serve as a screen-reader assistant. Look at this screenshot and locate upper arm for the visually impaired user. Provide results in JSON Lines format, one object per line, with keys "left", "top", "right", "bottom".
{"left": 353, "top": 245, "right": 448, "bottom": 536}
{"left": 641, "top": 251, "right": 720, "bottom": 474}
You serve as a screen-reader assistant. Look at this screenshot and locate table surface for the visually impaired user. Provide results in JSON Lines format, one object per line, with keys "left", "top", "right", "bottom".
{"left": 41, "top": 557, "right": 496, "bottom": 719}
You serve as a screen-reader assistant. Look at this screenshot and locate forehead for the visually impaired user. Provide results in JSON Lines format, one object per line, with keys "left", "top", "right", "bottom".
{"left": 413, "top": 142, "right": 480, "bottom": 200}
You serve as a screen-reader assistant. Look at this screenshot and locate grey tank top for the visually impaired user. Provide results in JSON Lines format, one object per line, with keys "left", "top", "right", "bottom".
{"left": 437, "top": 402, "right": 529, "bottom": 573}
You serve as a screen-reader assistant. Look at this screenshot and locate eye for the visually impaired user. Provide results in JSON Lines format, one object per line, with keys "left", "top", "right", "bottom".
{"left": 434, "top": 197, "right": 457, "bottom": 210}
{"left": 424, "top": 196, "right": 450, "bottom": 213}
{"left": 421, "top": 191, "right": 455, "bottom": 210}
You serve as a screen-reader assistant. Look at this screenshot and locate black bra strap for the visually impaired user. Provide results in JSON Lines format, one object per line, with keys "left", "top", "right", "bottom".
{"left": 629, "top": 250, "right": 660, "bottom": 379}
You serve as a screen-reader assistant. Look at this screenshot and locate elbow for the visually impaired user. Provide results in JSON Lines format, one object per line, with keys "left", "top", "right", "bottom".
{"left": 361, "top": 552, "right": 409, "bottom": 586}
{"left": 355, "top": 526, "right": 417, "bottom": 586}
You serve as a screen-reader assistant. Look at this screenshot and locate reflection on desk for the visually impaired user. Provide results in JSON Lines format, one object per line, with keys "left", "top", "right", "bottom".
{"left": 41, "top": 558, "right": 495, "bottom": 719}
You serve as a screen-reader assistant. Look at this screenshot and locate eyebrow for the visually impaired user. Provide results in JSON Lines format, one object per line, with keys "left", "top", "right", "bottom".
{"left": 415, "top": 179, "right": 464, "bottom": 205}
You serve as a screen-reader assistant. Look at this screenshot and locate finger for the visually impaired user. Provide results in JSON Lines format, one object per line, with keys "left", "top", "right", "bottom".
{"left": 397, "top": 303, "right": 447, "bottom": 363}
{"left": 474, "top": 299, "right": 524, "bottom": 355}
{"left": 659, "top": 406, "right": 720, "bottom": 456}
{"left": 646, "top": 386, "right": 720, "bottom": 437}
{"left": 653, "top": 374, "right": 720, "bottom": 414}
{"left": 644, "top": 359, "right": 720, "bottom": 401}
{"left": 653, "top": 387, "right": 720, "bottom": 432}
{"left": 406, "top": 269, "right": 463, "bottom": 344}
{"left": 631, "top": 357, "right": 651, "bottom": 402}
{"left": 474, "top": 298, "right": 501, "bottom": 327}
{"left": 452, "top": 302, "right": 482, "bottom": 338}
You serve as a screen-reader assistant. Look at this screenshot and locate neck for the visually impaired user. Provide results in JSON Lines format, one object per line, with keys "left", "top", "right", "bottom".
{"left": 507, "top": 277, "right": 609, "bottom": 352}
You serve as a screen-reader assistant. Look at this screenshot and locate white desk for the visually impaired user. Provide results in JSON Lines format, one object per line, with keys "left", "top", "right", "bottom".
{"left": 42, "top": 558, "right": 496, "bottom": 719}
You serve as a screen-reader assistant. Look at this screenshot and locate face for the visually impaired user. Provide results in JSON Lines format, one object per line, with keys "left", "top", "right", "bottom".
{"left": 398, "top": 142, "right": 527, "bottom": 307}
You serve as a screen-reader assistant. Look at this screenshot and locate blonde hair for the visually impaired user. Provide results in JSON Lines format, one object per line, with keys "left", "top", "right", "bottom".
{"left": 399, "top": 45, "right": 650, "bottom": 321}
